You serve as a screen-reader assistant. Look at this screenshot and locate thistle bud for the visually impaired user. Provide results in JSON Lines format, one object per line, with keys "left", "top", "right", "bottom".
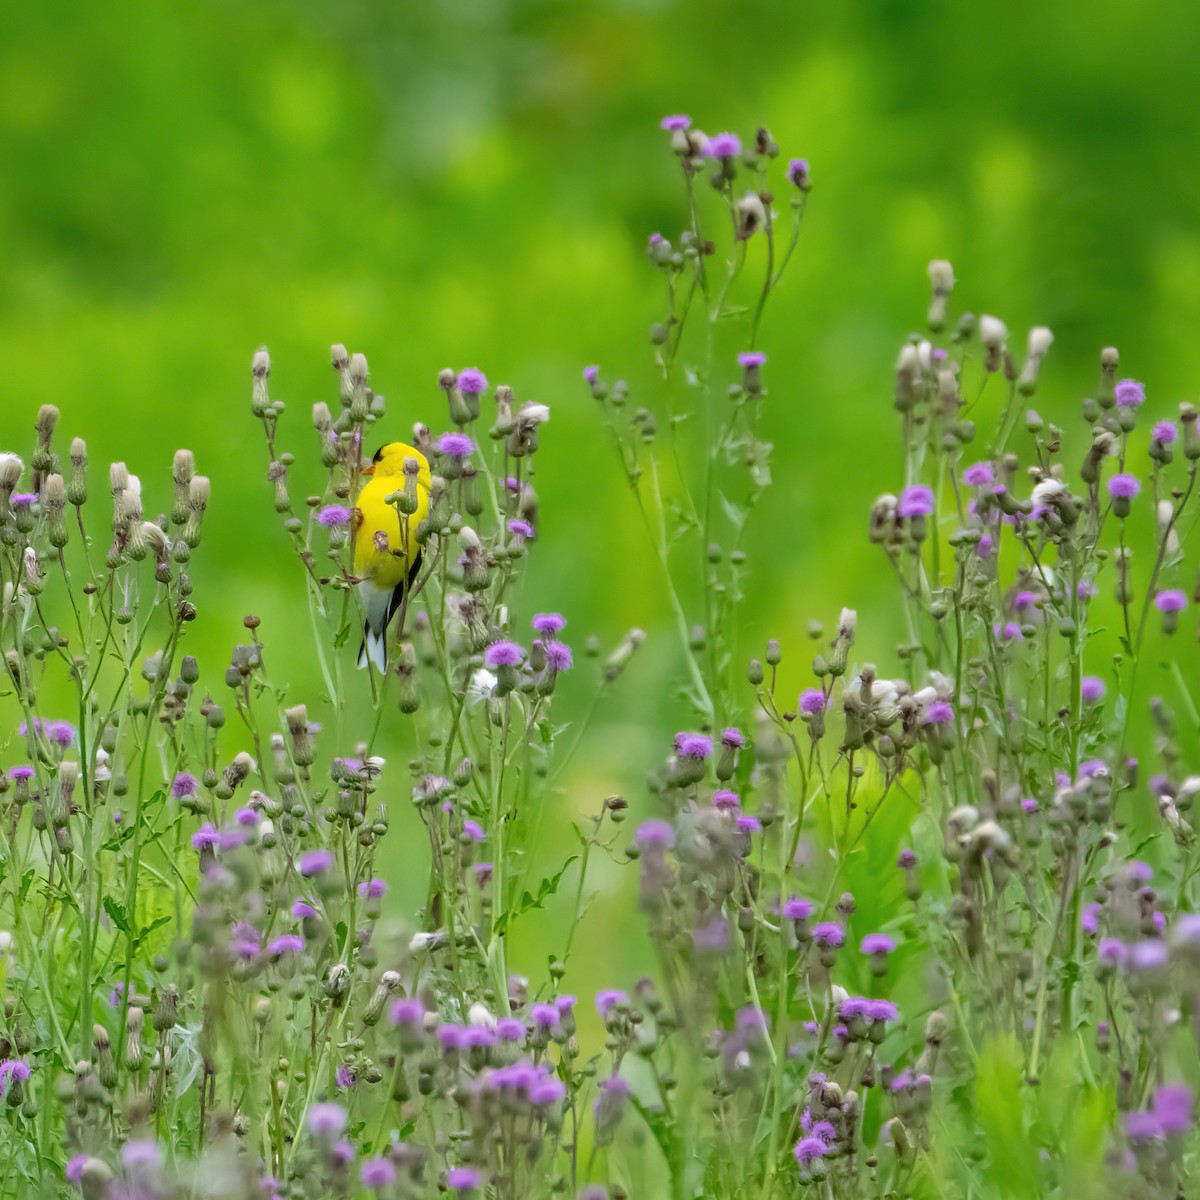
{"left": 604, "top": 627, "right": 646, "bottom": 683}
{"left": 1017, "top": 326, "right": 1053, "bottom": 396}
{"left": 1181, "top": 404, "right": 1200, "bottom": 461}
{"left": 22, "top": 547, "right": 44, "bottom": 595}
{"left": 396, "top": 642, "right": 420, "bottom": 714}
{"left": 170, "top": 450, "right": 194, "bottom": 526}
{"left": 362, "top": 971, "right": 402, "bottom": 1027}
{"left": 895, "top": 344, "right": 920, "bottom": 413}
{"left": 61, "top": 439, "right": 86, "bottom": 508}
{"left": 43, "top": 474, "right": 68, "bottom": 548}
{"left": 348, "top": 354, "right": 369, "bottom": 422}
{"left": 32, "top": 404, "right": 59, "bottom": 476}
{"left": 184, "top": 476, "right": 210, "bottom": 548}
{"left": 152, "top": 984, "right": 179, "bottom": 1033}
{"left": 1098, "top": 346, "right": 1119, "bottom": 408}
{"left": 251, "top": 348, "right": 271, "bottom": 416}
{"left": 828, "top": 608, "right": 856, "bottom": 677}
{"left": 267, "top": 460, "right": 290, "bottom": 514}
{"left": 125, "top": 1006, "right": 145, "bottom": 1071}
{"left": 285, "top": 704, "right": 315, "bottom": 766}
{"left": 925, "top": 260, "right": 955, "bottom": 334}
{"left": 978, "top": 315, "right": 1007, "bottom": 373}
{"left": 734, "top": 192, "right": 767, "bottom": 240}
{"left": 94, "top": 1024, "right": 118, "bottom": 1088}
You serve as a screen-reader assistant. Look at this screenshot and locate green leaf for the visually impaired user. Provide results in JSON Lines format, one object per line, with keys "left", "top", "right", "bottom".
{"left": 134, "top": 915, "right": 172, "bottom": 949}
{"left": 975, "top": 1037, "right": 1040, "bottom": 1195}
{"left": 103, "top": 897, "right": 132, "bottom": 935}
{"left": 334, "top": 623, "right": 352, "bottom": 649}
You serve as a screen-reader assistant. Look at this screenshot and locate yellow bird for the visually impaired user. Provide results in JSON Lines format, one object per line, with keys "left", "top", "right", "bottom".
{"left": 354, "top": 441, "right": 432, "bottom": 670}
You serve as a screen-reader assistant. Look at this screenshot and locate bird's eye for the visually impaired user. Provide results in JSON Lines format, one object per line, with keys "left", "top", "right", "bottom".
{"left": 372, "top": 446, "right": 385, "bottom": 464}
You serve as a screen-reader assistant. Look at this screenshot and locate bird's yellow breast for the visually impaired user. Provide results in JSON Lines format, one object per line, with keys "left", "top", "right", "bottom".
{"left": 353, "top": 472, "right": 430, "bottom": 589}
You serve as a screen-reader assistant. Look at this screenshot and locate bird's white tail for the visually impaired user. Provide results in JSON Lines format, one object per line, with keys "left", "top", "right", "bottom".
{"left": 357, "top": 583, "right": 393, "bottom": 671}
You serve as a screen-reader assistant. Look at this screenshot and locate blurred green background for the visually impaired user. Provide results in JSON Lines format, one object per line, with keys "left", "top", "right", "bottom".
{"left": 5, "top": 0, "right": 1200, "bottom": 989}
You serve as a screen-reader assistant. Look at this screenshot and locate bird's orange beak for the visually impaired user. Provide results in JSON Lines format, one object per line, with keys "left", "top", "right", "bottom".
{"left": 360, "top": 463, "right": 375, "bottom": 476}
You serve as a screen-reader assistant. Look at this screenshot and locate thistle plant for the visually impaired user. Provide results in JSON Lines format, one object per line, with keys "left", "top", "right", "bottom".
{"left": 2, "top": 112, "right": 1200, "bottom": 1200}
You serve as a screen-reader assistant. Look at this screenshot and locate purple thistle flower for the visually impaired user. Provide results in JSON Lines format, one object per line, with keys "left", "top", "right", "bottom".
{"left": 357, "top": 878, "right": 388, "bottom": 899}
{"left": 839, "top": 997, "right": 869, "bottom": 1020}
{"left": 705, "top": 132, "right": 742, "bottom": 159}
{"left": 446, "top": 1167, "right": 483, "bottom": 1192}
{"left": 361, "top": 1158, "right": 397, "bottom": 1189}
{"left": 861, "top": 933, "right": 895, "bottom": 956}
{"left": 812, "top": 923, "right": 844, "bottom": 948}
{"left": 660, "top": 115, "right": 691, "bottom": 131}
{"left": 268, "top": 934, "right": 305, "bottom": 955}
{"left": 1114, "top": 379, "right": 1145, "bottom": 408}
{"left": 484, "top": 640, "right": 524, "bottom": 668}
{"left": 712, "top": 789, "right": 740, "bottom": 811}
{"left": 1081, "top": 676, "right": 1106, "bottom": 702}
{"left": 1155, "top": 589, "right": 1187, "bottom": 613}
{"left": 786, "top": 158, "right": 810, "bottom": 188}
{"left": 693, "top": 916, "right": 730, "bottom": 952}
{"left": 292, "top": 898, "right": 318, "bottom": 919}
{"left": 0, "top": 1059, "right": 31, "bottom": 1096}
{"left": 530, "top": 1003, "right": 559, "bottom": 1029}
{"left": 1107, "top": 473, "right": 1140, "bottom": 500}
{"left": 962, "top": 461, "right": 994, "bottom": 487}
{"left": 437, "top": 1023, "right": 468, "bottom": 1050}
{"left": 736, "top": 814, "right": 761, "bottom": 834}
{"left": 1129, "top": 940, "right": 1169, "bottom": 972}
{"left": 456, "top": 368, "right": 488, "bottom": 395}
{"left": 532, "top": 612, "right": 566, "bottom": 634}
{"left": 793, "top": 1136, "right": 829, "bottom": 1165}
{"left": 897, "top": 485, "right": 934, "bottom": 517}
{"left": 1081, "top": 903, "right": 1102, "bottom": 935}
{"left": 438, "top": 432, "right": 475, "bottom": 458}
{"left": 720, "top": 727, "right": 746, "bottom": 749}
{"left": 121, "top": 1140, "right": 161, "bottom": 1170}
{"left": 462, "top": 819, "right": 485, "bottom": 842}
{"left": 318, "top": 505, "right": 352, "bottom": 527}
{"left": 1153, "top": 420, "right": 1178, "bottom": 444}
{"left": 234, "top": 806, "right": 260, "bottom": 826}
{"left": 10, "top": 492, "right": 36, "bottom": 507}
{"left": 507, "top": 518, "right": 533, "bottom": 537}
{"left": 1153, "top": 1084, "right": 1192, "bottom": 1134}
{"left": 1012, "top": 590, "right": 1038, "bottom": 612}
{"left": 738, "top": 352, "right": 767, "bottom": 368}
{"left": 8, "top": 765, "right": 34, "bottom": 780}
{"left": 496, "top": 1017, "right": 525, "bottom": 1041}
{"left": 1125, "top": 1111, "right": 1163, "bottom": 1142}
{"left": 799, "top": 689, "right": 829, "bottom": 714}
{"left": 191, "top": 823, "right": 219, "bottom": 851}
{"left": 298, "top": 849, "right": 334, "bottom": 877}
{"left": 674, "top": 732, "right": 713, "bottom": 759}
{"left": 864, "top": 999, "right": 899, "bottom": 1022}
{"left": 543, "top": 641, "right": 573, "bottom": 671}
{"left": 922, "top": 701, "right": 954, "bottom": 726}
{"left": 390, "top": 998, "right": 425, "bottom": 1026}
{"left": 556, "top": 994, "right": 577, "bottom": 1013}
{"left": 994, "top": 622, "right": 1023, "bottom": 642}
{"left": 336, "top": 1066, "right": 356, "bottom": 1088}
{"left": 596, "top": 989, "right": 629, "bottom": 1017}
{"left": 897, "top": 849, "right": 917, "bottom": 869}
{"left": 583, "top": 365, "right": 600, "bottom": 383}
{"left": 635, "top": 819, "right": 675, "bottom": 848}
{"left": 308, "top": 1102, "right": 348, "bottom": 1138}
{"left": 66, "top": 1156, "right": 87, "bottom": 1184}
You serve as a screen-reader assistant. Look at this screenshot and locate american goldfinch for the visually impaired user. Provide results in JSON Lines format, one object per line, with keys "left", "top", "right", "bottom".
{"left": 354, "top": 441, "right": 432, "bottom": 670}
